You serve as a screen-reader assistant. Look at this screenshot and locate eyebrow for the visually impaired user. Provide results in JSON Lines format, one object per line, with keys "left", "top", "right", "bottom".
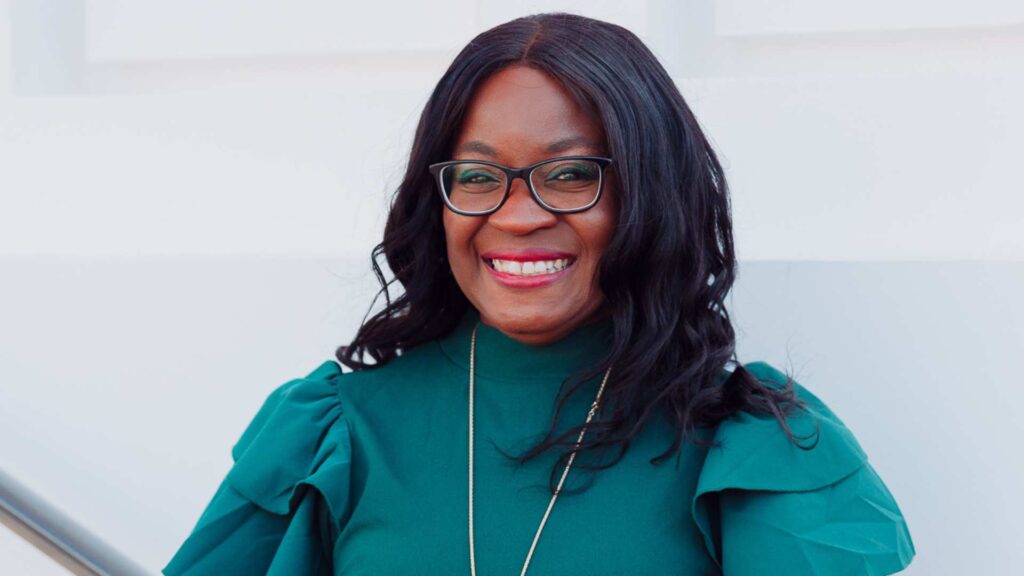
{"left": 454, "top": 136, "right": 604, "bottom": 157}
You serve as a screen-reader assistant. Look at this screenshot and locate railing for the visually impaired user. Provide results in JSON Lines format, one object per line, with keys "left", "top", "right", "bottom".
{"left": 0, "top": 467, "right": 152, "bottom": 576}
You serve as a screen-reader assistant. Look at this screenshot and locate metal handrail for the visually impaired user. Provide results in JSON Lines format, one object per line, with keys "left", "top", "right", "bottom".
{"left": 0, "top": 467, "right": 152, "bottom": 576}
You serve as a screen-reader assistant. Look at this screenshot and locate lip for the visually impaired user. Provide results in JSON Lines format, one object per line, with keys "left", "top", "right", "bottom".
{"left": 479, "top": 248, "right": 578, "bottom": 289}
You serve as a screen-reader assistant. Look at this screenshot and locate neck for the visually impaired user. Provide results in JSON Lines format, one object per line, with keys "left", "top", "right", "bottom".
{"left": 438, "top": 306, "right": 614, "bottom": 383}
{"left": 480, "top": 306, "right": 612, "bottom": 346}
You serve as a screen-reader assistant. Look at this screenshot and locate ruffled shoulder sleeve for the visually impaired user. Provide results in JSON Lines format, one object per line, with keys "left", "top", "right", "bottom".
{"left": 163, "top": 360, "right": 352, "bottom": 576}
{"left": 691, "top": 361, "right": 916, "bottom": 575}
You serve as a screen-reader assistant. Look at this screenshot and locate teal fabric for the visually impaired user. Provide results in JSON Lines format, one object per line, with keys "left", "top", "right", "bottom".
{"left": 164, "top": 308, "right": 915, "bottom": 575}
{"left": 692, "top": 363, "right": 916, "bottom": 575}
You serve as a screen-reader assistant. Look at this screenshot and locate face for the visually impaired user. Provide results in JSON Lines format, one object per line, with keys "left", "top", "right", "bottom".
{"left": 442, "top": 65, "right": 618, "bottom": 346}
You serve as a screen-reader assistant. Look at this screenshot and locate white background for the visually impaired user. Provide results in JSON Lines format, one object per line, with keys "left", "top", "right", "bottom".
{"left": 1, "top": 1, "right": 1022, "bottom": 573}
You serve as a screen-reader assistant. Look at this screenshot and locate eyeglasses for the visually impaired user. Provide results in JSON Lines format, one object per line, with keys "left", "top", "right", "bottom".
{"left": 428, "top": 155, "right": 613, "bottom": 216}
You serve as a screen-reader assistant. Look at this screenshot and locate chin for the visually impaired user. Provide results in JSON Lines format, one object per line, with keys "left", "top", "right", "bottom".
{"left": 480, "top": 305, "right": 560, "bottom": 335}
{"left": 481, "top": 301, "right": 601, "bottom": 346}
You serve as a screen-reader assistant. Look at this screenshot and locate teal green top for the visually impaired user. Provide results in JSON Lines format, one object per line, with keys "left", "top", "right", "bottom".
{"left": 163, "top": 308, "right": 915, "bottom": 575}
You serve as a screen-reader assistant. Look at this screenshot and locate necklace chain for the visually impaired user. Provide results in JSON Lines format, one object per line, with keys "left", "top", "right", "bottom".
{"left": 468, "top": 322, "right": 612, "bottom": 576}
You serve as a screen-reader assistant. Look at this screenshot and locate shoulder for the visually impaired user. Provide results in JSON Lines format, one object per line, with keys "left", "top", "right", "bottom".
{"left": 230, "top": 359, "right": 352, "bottom": 517}
{"left": 226, "top": 345, "right": 447, "bottom": 507}
{"left": 164, "top": 360, "right": 353, "bottom": 575}
{"left": 707, "top": 360, "right": 868, "bottom": 489}
{"left": 690, "top": 360, "right": 916, "bottom": 575}
{"left": 233, "top": 359, "right": 348, "bottom": 462}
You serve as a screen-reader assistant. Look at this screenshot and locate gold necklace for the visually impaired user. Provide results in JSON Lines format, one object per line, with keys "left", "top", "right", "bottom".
{"left": 468, "top": 322, "right": 612, "bottom": 576}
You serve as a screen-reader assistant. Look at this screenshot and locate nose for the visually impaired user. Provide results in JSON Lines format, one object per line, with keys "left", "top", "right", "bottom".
{"left": 486, "top": 176, "right": 558, "bottom": 235}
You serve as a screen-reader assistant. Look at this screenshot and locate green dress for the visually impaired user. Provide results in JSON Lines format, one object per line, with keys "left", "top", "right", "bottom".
{"left": 163, "top": 308, "right": 915, "bottom": 575}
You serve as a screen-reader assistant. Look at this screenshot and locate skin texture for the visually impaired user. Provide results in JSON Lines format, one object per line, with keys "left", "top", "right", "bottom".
{"left": 443, "top": 64, "right": 618, "bottom": 345}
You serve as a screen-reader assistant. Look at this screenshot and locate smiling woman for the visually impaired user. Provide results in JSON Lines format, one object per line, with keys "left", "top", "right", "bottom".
{"left": 164, "top": 12, "right": 915, "bottom": 576}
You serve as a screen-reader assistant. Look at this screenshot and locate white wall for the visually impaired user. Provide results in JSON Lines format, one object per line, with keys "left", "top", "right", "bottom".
{"left": 1, "top": 1, "right": 1021, "bottom": 573}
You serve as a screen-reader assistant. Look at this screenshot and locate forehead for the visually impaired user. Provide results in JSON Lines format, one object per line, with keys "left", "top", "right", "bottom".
{"left": 454, "top": 65, "right": 605, "bottom": 159}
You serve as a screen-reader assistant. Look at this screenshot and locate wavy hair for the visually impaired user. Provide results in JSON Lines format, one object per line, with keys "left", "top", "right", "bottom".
{"left": 336, "top": 12, "right": 816, "bottom": 495}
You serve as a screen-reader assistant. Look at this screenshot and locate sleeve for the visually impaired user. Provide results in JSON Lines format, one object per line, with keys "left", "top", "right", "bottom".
{"left": 163, "top": 360, "right": 353, "bottom": 576}
{"left": 691, "top": 361, "right": 916, "bottom": 576}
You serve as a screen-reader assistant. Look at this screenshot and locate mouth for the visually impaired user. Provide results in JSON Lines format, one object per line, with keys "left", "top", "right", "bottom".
{"left": 482, "top": 256, "right": 577, "bottom": 277}
{"left": 478, "top": 250, "right": 578, "bottom": 288}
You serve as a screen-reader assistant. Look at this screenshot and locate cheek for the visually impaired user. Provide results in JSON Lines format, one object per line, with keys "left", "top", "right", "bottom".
{"left": 442, "top": 212, "right": 482, "bottom": 268}
{"left": 575, "top": 203, "right": 617, "bottom": 263}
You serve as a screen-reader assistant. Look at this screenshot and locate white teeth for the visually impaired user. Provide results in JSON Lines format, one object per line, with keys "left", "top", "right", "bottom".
{"left": 489, "top": 258, "right": 573, "bottom": 276}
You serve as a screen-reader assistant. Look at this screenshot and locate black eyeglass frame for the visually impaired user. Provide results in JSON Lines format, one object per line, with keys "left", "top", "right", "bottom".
{"left": 427, "top": 155, "right": 614, "bottom": 216}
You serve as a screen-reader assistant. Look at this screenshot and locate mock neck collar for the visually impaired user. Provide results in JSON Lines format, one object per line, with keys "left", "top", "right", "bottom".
{"left": 437, "top": 307, "right": 613, "bottom": 383}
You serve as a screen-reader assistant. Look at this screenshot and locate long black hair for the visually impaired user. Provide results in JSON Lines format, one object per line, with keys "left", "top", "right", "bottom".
{"left": 336, "top": 12, "right": 815, "bottom": 495}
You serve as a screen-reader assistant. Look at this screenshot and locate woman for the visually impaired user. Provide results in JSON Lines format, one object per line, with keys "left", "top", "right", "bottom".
{"left": 164, "top": 13, "right": 915, "bottom": 576}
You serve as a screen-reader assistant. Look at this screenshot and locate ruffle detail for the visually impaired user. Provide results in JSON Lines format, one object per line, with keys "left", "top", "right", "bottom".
{"left": 163, "top": 360, "right": 352, "bottom": 576}
{"left": 227, "top": 360, "right": 351, "bottom": 527}
{"left": 691, "top": 361, "right": 915, "bottom": 574}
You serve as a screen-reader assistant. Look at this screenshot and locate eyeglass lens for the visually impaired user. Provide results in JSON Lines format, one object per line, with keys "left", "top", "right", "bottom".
{"left": 439, "top": 159, "right": 602, "bottom": 213}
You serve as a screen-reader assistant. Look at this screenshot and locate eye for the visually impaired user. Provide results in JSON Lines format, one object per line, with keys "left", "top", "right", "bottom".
{"left": 547, "top": 164, "right": 597, "bottom": 182}
{"left": 457, "top": 170, "right": 500, "bottom": 184}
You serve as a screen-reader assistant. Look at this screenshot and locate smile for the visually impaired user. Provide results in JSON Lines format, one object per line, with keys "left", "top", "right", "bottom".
{"left": 485, "top": 257, "right": 575, "bottom": 276}
{"left": 479, "top": 251, "right": 578, "bottom": 289}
